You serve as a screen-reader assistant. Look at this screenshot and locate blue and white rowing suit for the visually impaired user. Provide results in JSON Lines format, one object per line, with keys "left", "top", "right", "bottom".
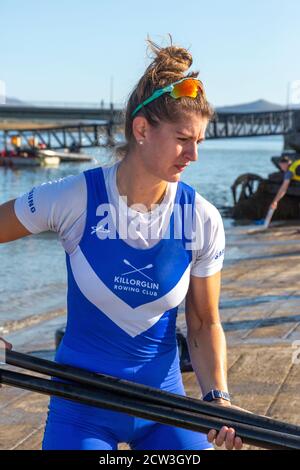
{"left": 14, "top": 162, "right": 225, "bottom": 450}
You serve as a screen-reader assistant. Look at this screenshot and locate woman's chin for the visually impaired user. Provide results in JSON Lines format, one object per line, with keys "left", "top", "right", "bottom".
{"left": 170, "top": 171, "right": 182, "bottom": 182}
{"left": 165, "top": 174, "right": 181, "bottom": 183}
{"left": 156, "top": 168, "right": 181, "bottom": 183}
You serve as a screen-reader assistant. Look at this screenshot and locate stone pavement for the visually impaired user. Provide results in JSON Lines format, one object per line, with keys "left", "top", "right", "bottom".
{"left": 1, "top": 224, "right": 300, "bottom": 450}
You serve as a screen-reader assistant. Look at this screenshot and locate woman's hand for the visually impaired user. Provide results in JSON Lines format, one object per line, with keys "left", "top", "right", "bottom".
{"left": 207, "top": 400, "right": 246, "bottom": 450}
{"left": 0, "top": 337, "right": 12, "bottom": 388}
{"left": 270, "top": 201, "right": 278, "bottom": 210}
{"left": 0, "top": 337, "right": 12, "bottom": 352}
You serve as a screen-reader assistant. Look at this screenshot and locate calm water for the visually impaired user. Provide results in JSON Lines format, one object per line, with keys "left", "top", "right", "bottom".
{"left": 0, "top": 136, "right": 283, "bottom": 327}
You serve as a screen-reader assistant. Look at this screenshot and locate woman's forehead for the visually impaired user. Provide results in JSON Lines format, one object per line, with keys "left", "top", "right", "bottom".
{"left": 170, "top": 115, "right": 208, "bottom": 134}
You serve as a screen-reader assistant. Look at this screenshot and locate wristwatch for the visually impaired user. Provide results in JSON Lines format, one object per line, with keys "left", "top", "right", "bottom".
{"left": 203, "top": 390, "right": 231, "bottom": 403}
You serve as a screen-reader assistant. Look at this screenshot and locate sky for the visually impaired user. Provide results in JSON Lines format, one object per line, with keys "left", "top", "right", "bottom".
{"left": 1, "top": 0, "right": 300, "bottom": 107}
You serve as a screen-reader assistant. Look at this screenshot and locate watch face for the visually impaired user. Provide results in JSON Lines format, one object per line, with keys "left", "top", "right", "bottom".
{"left": 213, "top": 390, "right": 230, "bottom": 401}
{"left": 203, "top": 390, "right": 230, "bottom": 402}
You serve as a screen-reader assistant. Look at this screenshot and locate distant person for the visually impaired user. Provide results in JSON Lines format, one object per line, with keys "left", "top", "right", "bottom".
{"left": 69, "top": 141, "right": 80, "bottom": 153}
{"left": 107, "top": 118, "right": 113, "bottom": 137}
{"left": 38, "top": 142, "right": 47, "bottom": 150}
{"left": 268, "top": 155, "right": 300, "bottom": 212}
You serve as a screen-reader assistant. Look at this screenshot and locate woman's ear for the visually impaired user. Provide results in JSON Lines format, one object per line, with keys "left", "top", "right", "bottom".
{"left": 132, "top": 116, "right": 148, "bottom": 143}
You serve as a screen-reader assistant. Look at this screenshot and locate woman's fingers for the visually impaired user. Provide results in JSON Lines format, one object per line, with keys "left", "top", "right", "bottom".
{"left": 0, "top": 338, "right": 12, "bottom": 389}
{"left": 215, "top": 426, "right": 229, "bottom": 447}
{"left": 207, "top": 429, "right": 217, "bottom": 443}
{"left": 0, "top": 337, "right": 12, "bottom": 351}
{"left": 207, "top": 426, "right": 243, "bottom": 450}
{"left": 234, "top": 436, "right": 243, "bottom": 450}
{"left": 224, "top": 427, "right": 236, "bottom": 450}
{"left": 0, "top": 337, "right": 12, "bottom": 364}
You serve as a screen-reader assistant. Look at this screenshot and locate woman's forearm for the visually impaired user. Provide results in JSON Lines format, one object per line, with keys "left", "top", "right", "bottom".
{"left": 272, "top": 180, "right": 290, "bottom": 205}
{"left": 186, "top": 322, "right": 228, "bottom": 397}
{"left": 272, "top": 188, "right": 286, "bottom": 204}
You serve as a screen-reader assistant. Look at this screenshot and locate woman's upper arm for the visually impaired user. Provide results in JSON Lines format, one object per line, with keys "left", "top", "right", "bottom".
{"left": 185, "top": 272, "right": 221, "bottom": 331}
{"left": 281, "top": 179, "right": 291, "bottom": 192}
{"left": 0, "top": 199, "right": 32, "bottom": 243}
{"left": 0, "top": 174, "right": 86, "bottom": 252}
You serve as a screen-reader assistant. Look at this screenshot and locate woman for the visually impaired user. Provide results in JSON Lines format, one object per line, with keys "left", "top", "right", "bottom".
{"left": 268, "top": 156, "right": 298, "bottom": 211}
{"left": 0, "top": 38, "right": 243, "bottom": 450}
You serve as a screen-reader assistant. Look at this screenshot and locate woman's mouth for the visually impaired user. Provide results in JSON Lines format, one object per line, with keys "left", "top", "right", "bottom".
{"left": 175, "top": 164, "right": 188, "bottom": 172}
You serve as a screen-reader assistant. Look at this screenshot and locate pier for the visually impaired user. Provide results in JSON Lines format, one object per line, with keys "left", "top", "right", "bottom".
{"left": 1, "top": 108, "right": 299, "bottom": 151}
{"left": 1, "top": 123, "right": 118, "bottom": 151}
{"left": 0, "top": 104, "right": 122, "bottom": 122}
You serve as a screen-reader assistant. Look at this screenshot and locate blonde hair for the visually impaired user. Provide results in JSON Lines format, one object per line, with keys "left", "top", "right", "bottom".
{"left": 116, "top": 35, "right": 214, "bottom": 158}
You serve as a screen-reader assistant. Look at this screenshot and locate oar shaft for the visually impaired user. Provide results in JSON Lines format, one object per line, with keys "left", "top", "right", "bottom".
{"left": 6, "top": 350, "right": 300, "bottom": 437}
{"left": 1, "top": 368, "right": 300, "bottom": 450}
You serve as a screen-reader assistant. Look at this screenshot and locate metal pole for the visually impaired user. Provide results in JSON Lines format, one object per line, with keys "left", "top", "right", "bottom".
{"left": 110, "top": 75, "right": 114, "bottom": 108}
{"left": 5, "top": 350, "right": 300, "bottom": 437}
{"left": 286, "top": 81, "right": 290, "bottom": 110}
{"left": 1, "top": 367, "right": 300, "bottom": 450}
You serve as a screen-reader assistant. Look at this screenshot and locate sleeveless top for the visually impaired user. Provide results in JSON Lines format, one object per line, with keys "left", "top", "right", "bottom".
{"left": 55, "top": 166, "right": 196, "bottom": 390}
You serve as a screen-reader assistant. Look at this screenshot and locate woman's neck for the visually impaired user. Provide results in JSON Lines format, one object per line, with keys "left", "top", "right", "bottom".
{"left": 116, "top": 156, "right": 168, "bottom": 211}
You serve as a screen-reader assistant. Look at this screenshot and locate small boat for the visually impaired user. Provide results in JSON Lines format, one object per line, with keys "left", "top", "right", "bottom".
{"left": 231, "top": 151, "right": 300, "bottom": 220}
{"left": 0, "top": 149, "right": 60, "bottom": 168}
{"left": 38, "top": 149, "right": 94, "bottom": 163}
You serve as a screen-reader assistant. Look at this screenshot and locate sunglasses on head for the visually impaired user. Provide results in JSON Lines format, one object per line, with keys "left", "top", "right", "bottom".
{"left": 131, "top": 77, "right": 204, "bottom": 117}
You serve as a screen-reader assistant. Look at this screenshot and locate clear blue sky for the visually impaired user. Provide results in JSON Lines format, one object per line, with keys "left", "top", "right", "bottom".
{"left": 1, "top": 0, "right": 300, "bottom": 107}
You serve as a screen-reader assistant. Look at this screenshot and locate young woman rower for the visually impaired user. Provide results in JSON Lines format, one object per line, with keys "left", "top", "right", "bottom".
{"left": 0, "top": 37, "right": 243, "bottom": 450}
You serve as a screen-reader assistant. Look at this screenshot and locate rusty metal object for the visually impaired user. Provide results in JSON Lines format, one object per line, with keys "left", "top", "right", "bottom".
{"left": 232, "top": 153, "right": 300, "bottom": 220}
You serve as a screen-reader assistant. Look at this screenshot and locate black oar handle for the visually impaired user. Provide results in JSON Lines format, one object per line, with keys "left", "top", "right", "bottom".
{"left": 6, "top": 349, "right": 300, "bottom": 437}
{"left": 1, "top": 367, "right": 300, "bottom": 450}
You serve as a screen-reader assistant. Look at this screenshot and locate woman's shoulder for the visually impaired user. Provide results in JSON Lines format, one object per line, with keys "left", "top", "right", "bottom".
{"left": 14, "top": 171, "right": 87, "bottom": 238}
{"left": 194, "top": 191, "right": 222, "bottom": 224}
{"left": 15, "top": 172, "right": 87, "bottom": 211}
{"left": 37, "top": 171, "right": 86, "bottom": 193}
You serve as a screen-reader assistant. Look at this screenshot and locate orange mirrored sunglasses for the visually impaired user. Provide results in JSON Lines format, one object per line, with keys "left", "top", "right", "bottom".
{"left": 132, "top": 77, "right": 204, "bottom": 117}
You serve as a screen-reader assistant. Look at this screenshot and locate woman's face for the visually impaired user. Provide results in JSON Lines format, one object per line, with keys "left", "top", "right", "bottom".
{"left": 279, "top": 162, "right": 290, "bottom": 172}
{"left": 138, "top": 112, "right": 208, "bottom": 183}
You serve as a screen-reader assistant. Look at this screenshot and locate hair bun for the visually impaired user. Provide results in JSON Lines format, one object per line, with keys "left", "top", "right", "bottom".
{"left": 155, "top": 45, "right": 193, "bottom": 70}
{"left": 145, "top": 36, "right": 193, "bottom": 84}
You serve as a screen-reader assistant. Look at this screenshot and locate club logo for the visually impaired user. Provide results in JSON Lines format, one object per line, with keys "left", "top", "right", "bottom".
{"left": 121, "top": 259, "right": 154, "bottom": 281}
{"left": 114, "top": 259, "right": 159, "bottom": 297}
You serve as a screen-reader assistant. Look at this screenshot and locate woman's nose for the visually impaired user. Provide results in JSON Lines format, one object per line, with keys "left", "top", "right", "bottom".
{"left": 185, "top": 142, "right": 198, "bottom": 162}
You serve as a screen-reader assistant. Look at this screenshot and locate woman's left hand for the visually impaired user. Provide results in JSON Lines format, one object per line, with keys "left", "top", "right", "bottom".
{"left": 270, "top": 201, "right": 278, "bottom": 210}
{"left": 207, "top": 400, "right": 246, "bottom": 450}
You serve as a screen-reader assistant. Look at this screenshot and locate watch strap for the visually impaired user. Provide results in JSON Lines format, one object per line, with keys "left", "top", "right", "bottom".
{"left": 203, "top": 390, "right": 231, "bottom": 402}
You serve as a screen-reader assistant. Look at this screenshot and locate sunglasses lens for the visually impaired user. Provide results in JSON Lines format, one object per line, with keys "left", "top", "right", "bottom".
{"left": 170, "top": 79, "right": 200, "bottom": 99}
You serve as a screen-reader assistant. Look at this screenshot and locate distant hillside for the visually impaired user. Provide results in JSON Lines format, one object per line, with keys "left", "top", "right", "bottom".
{"left": 2, "top": 96, "right": 298, "bottom": 111}
{"left": 216, "top": 99, "right": 286, "bottom": 113}
{"left": 1, "top": 96, "right": 24, "bottom": 105}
